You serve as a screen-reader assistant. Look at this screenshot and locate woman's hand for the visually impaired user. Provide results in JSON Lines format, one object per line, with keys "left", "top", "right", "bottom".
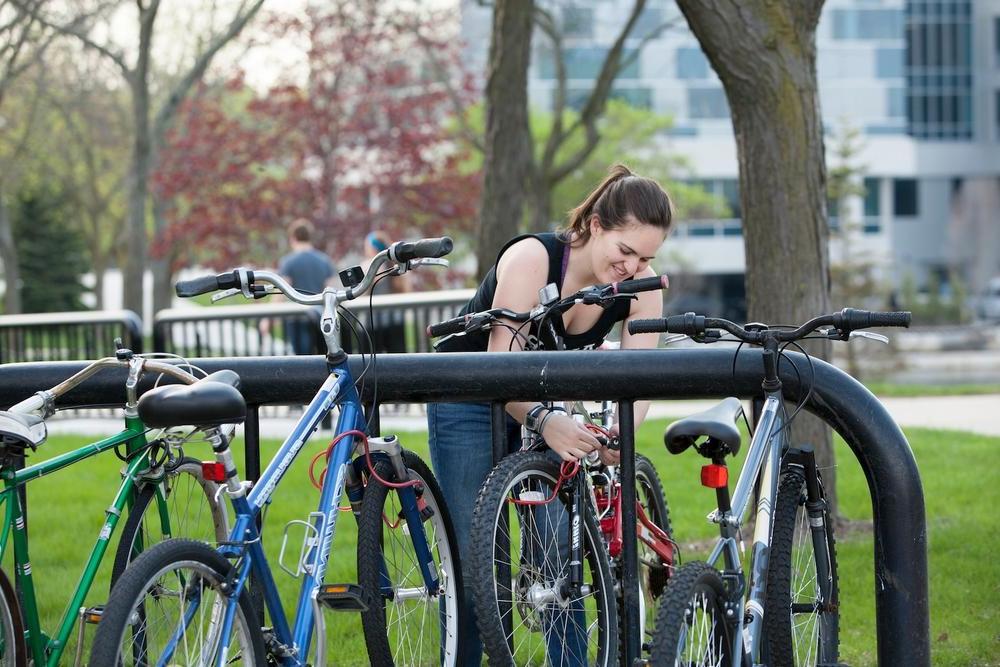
{"left": 540, "top": 413, "right": 602, "bottom": 462}
{"left": 597, "top": 424, "right": 622, "bottom": 465}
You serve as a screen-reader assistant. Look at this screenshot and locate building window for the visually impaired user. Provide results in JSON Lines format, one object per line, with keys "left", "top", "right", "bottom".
{"left": 996, "top": 90, "right": 1000, "bottom": 140}
{"left": 720, "top": 179, "right": 740, "bottom": 219}
{"left": 893, "top": 178, "right": 919, "bottom": 217}
{"left": 832, "top": 9, "right": 904, "bottom": 40}
{"left": 558, "top": 87, "right": 652, "bottom": 111}
{"left": 906, "top": 1, "right": 974, "bottom": 139}
{"left": 676, "top": 47, "right": 709, "bottom": 79}
{"left": 863, "top": 177, "right": 880, "bottom": 217}
{"left": 876, "top": 48, "right": 905, "bottom": 78}
{"left": 538, "top": 47, "right": 639, "bottom": 80}
{"left": 887, "top": 87, "right": 905, "bottom": 118}
{"left": 688, "top": 87, "right": 729, "bottom": 119}
{"left": 995, "top": 17, "right": 1000, "bottom": 66}
{"left": 561, "top": 7, "right": 593, "bottom": 38}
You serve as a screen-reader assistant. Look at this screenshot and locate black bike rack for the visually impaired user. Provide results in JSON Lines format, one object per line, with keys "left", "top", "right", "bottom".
{"left": 0, "top": 348, "right": 930, "bottom": 666}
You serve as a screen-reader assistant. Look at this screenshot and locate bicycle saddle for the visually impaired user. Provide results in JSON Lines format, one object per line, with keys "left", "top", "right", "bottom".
{"left": 0, "top": 411, "right": 47, "bottom": 451}
{"left": 663, "top": 397, "right": 743, "bottom": 457}
{"left": 138, "top": 370, "right": 246, "bottom": 429}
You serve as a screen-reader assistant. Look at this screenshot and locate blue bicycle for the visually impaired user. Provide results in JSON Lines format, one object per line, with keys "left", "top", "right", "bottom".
{"left": 89, "top": 237, "right": 461, "bottom": 666}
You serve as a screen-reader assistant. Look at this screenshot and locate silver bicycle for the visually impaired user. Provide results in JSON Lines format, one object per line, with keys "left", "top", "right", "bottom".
{"left": 627, "top": 308, "right": 910, "bottom": 666}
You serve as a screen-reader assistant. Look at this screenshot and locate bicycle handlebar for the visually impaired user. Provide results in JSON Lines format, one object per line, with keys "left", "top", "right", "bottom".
{"left": 176, "top": 236, "right": 454, "bottom": 305}
{"left": 389, "top": 237, "right": 453, "bottom": 263}
{"left": 175, "top": 271, "right": 242, "bottom": 298}
{"left": 7, "top": 358, "right": 200, "bottom": 415}
{"left": 627, "top": 307, "right": 911, "bottom": 343}
{"left": 427, "top": 275, "right": 668, "bottom": 339}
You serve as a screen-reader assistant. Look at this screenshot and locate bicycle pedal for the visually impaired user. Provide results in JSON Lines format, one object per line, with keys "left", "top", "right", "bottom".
{"left": 80, "top": 605, "right": 104, "bottom": 624}
{"left": 316, "top": 583, "right": 368, "bottom": 612}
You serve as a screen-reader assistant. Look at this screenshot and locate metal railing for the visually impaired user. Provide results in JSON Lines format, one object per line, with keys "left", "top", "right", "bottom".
{"left": 152, "top": 289, "right": 476, "bottom": 358}
{"left": 0, "top": 349, "right": 930, "bottom": 665}
{"left": 0, "top": 310, "right": 143, "bottom": 363}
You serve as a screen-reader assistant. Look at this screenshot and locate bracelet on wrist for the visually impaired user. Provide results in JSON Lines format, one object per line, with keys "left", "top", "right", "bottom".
{"left": 537, "top": 406, "right": 567, "bottom": 436}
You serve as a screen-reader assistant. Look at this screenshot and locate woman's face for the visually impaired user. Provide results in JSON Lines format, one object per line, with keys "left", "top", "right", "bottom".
{"left": 588, "top": 215, "right": 666, "bottom": 283}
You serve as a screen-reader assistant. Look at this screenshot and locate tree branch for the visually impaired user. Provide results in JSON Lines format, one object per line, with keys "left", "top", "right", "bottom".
{"left": 412, "top": 25, "right": 484, "bottom": 153}
{"left": 152, "top": 0, "right": 264, "bottom": 143}
{"left": 8, "top": 0, "right": 131, "bottom": 74}
{"left": 548, "top": 0, "right": 647, "bottom": 184}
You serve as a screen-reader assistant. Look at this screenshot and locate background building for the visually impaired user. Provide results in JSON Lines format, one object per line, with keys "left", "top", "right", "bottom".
{"left": 460, "top": 0, "right": 1000, "bottom": 320}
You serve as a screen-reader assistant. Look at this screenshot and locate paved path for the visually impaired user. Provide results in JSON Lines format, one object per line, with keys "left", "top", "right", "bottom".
{"left": 45, "top": 395, "right": 1000, "bottom": 439}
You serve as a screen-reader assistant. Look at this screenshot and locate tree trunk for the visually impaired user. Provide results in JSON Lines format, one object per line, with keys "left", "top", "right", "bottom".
{"left": 675, "top": 0, "right": 837, "bottom": 512}
{"left": 475, "top": 0, "right": 534, "bottom": 279}
{"left": 123, "top": 80, "right": 151, "bottom": 319}
{"left": 0, "top": 188, "right": 21, "bottom": 314}
{"left": 151, "top": 196, "right": 173, "bottom": 316}
{"left": 529, "top": 178, "right": 553, "bottom": 233}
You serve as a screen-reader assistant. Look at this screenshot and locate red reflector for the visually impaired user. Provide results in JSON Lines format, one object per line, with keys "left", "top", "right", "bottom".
{"left": 201, "top": 461, "right": 227, "bottom": 483}
{"left": 701, "top": 464, "right": 728, "bottom": 489}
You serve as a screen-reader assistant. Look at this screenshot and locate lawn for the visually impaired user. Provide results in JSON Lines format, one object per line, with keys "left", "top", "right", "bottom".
{"left": 4, "top": 420, "right": 996, "bottom": 665}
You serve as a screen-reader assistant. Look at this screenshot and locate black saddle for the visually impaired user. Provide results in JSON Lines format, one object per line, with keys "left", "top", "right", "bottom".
{"left": 138, "top": 370, "right": 246, "bottom": 429}
{"left": 663, "top": 397, "right": 743, "bottom": 457}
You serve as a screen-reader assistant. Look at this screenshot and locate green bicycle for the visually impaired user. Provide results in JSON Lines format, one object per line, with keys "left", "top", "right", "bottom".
{"left": 0, "top": 347, "right": 232, "bottom": 666}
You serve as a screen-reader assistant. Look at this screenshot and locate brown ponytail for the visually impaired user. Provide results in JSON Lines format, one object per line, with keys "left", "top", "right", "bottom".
{"left": 561, "top": 164, "right": 673, "bottom": 245}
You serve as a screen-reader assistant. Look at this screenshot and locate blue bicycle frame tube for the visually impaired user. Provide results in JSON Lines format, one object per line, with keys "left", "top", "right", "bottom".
{"left": 292, "top": 382, "right": 364, "bottom": 655}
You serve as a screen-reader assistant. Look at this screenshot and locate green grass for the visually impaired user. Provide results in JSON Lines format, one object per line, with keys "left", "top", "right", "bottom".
{"left": 863, "top": 381, "right": 1000, "bottom": 397}
{"left": 5, "top": 422, "right": 997, "bottom": 665}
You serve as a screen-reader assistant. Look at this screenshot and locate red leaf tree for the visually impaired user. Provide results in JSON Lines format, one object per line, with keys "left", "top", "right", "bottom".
{"left": 152, "top": 1, "right": 480, "bottom": 273}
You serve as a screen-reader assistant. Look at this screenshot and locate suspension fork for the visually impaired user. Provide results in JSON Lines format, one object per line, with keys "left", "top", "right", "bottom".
{"left": 785, "top": 446, "right": 835, "bottom": 609}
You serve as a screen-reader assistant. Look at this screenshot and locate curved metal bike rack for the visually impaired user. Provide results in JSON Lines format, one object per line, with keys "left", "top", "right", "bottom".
{"left": 0, "top": 348, "right": 929, "bottom": 666}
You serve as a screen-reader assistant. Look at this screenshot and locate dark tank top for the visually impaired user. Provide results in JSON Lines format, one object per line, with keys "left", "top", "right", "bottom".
{"left": 436, "top": 232, "right": 632, "bottom": 352}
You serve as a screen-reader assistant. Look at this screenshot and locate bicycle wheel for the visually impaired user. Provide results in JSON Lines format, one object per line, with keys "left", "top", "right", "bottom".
{"left": 470, "top": 451, "right": 618, "bottom": 666}
{"left": 357, "top": 450, "right": 462, "bottom": 665}
{"left": 111, "top": 457, "right": 230, "bottom": 585}
{"left": 764, "top": 466, "right": 839, "bottom": 666}
{"left": 89, "top": 538, "right": 264, "bottom": 667}
{"left": 616, "top": 454, "right": 674, "bottom": 658}
{"left": 649, "top": 561, "right": 736, "bottom": 666}
{"left": 0, "top": 568, "right": 25, "bottom": 666}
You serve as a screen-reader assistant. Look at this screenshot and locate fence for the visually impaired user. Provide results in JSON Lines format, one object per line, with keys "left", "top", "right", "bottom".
{"left": 0, "top": 310, "right": 143, "bottom": 363}
{"left": 151, "top": 289, "right": 476, "bottom": 358}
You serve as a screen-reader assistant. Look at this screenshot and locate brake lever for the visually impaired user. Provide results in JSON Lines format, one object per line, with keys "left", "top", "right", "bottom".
{"left": 408, "top": 258, "right": 449, "bottom": 270}
{"left": 849, "top": 330, "right": 889, "bottom": 344}
{"left": 210, "top": 288, "right": 241, "bottom": 303}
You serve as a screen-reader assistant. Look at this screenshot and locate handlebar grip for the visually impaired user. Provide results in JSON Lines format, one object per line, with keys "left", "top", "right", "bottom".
{"left": 175, "top": 271, "right": 240, "bottom": 298}
{"left": 614, "top": 275, "right": 669, "bottom": 295}
{"left": 391, "top": 237, "right": 454, "bottom": 263}
{"left": 427, "top": 314, "right": 469, "bottom": 338}
{"left": 627, "top": 318, "right": 667, "bottom": 335}
{"left": 836, "top": 308, "right": 912, "bottom": 331}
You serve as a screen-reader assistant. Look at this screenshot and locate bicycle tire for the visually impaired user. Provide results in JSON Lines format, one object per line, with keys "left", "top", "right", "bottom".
{"left": 649, "top": 561, "right": 737, "bottom": 665}
{"left": 616, "top": 454, "right": 673, "bottom": 660}
{"left": 0, "top": 567, "right": 25, "bottom": 667}
{"left": 764, "top": 466, "right": 840, "bottom": 666}
{"left": 89, "top": 538, "right": 265, "bottom": 667}
{"left": 470, "top": 451, "right": 618, "bottom": 666}
{"left": 357, "top": 450, "right": 462, "bottom": 665}
{"left": 111, "top": 457, "right": 230, "bottom": 586}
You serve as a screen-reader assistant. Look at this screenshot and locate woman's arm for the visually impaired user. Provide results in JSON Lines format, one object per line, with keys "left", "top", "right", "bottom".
{"left": 487, "top": 239, "right": 603, "bottom": 462}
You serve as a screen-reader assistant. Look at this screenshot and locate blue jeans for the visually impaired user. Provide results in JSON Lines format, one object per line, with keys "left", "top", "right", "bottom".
{"left": 428, "top": 402, "right": 587, "bottom": 666}
{"left": 428, "top": 402, "right": 521, "bottom": 666}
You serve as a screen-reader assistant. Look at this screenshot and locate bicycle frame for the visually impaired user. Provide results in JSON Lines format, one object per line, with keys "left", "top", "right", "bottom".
{"left": 0, "top": 416, "right": 173, "bottom": 666}
{"left": 184, "top": 358, "right": 439, "bottom": 667}
{"left": 703, "top": 371, "right": 789, "bottom": 665}
{"left": 0, "top": 355, "right": 209, "bottom": 666}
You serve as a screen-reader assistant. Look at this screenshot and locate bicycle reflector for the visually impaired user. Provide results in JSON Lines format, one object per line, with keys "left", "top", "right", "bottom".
{"left": 201, "top": 461, "right": 227, "bottom": 483}
{"left": 701, "top": 464, "right": 728, "bottom": 489}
